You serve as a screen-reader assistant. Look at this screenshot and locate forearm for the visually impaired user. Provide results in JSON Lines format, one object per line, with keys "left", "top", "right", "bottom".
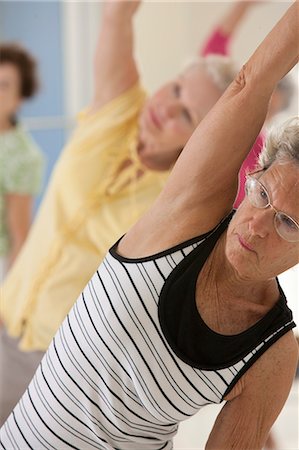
{"left": 96, "top": 3, "right": 135, "bottom": 70}
{"left": 7, "top": 221, "right": 31, "bottom": 268}
{"left": 92, "top": 1, "right": 140, "bottom": 106}
{"left": 5, "top": 194, "right": 33, "bottom": 269}
{"left": 219, "top": 1, "right": 256, "bottom": 37}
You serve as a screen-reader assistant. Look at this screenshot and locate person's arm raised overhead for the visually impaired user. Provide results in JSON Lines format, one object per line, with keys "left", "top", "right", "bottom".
{"left": 156, "top": 1, "right": 299, "bottom": 236}
{"left": 201, "top": 0, "right": 262, "bottom": 56}
{"left": 217, "top": 0, "right": 262, "bottom": 38}
{"left": 90, "top": 0, "right": 141, "bottom": 112}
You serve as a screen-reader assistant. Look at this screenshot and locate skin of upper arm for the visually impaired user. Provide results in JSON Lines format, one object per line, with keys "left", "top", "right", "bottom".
{"left": 205, "top": 332, "right": 298, "bottom": 450}
{"left": 90, "top": 1, "right": 140, "bottom": 112}
{"left": 5, "top": 193, "right": 33, "bottom": 267}
{"left": 153, "top": 2, "right": 299, "bottom": 237}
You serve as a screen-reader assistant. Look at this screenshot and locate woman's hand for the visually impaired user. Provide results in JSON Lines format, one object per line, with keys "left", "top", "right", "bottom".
{"left": 103, "top": 0, "right": 142, "bottom": 23}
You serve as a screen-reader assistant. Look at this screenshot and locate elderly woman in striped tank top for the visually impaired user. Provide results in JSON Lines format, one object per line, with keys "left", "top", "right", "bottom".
{"left": 0, "top": 2, "right": 298, "bottom": 449}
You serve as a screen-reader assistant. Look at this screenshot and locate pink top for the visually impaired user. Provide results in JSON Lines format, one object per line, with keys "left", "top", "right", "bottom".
{"left": 200, "top": 27, "right": 231, "bottom": 57}
{"left": 200, "top": 28, "right": 264, "bottom": 207}
{"left": 234, "top": 134, "right": 264, "bottom": 208}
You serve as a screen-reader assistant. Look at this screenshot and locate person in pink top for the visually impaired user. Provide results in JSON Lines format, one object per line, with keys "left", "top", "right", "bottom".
{"left": 200, "top": 1, "right": 294, "bottom": 210}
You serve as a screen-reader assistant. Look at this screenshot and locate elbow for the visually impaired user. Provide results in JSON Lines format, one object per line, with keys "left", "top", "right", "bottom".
{"left": 232, "top": 62, "right": 277, "bottom": 100}
{"left": 231, "top": 64, "right": 259, "bottom": 94}
{"left": 234, "top": 64, "right": 248, "bottom": 91}
{"left": 228, "top": 63, "right": 274, "bottom": 111}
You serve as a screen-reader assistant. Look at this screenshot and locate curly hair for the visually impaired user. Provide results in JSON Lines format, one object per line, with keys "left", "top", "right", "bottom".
{"left": 0, "top": 42, "right": 39, "bottom": 99}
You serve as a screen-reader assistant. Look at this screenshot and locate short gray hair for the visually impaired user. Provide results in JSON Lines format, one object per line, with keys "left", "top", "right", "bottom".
{"left": 185, "top": 54, "right": 237, "bottom": 93}
{"left": 258, "top": 116, "right": 299, "bottom": 170}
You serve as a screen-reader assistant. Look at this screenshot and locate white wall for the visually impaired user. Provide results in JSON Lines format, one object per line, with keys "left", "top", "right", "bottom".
{"left": 62, "top": 2, "right": 101, "bottom": 117}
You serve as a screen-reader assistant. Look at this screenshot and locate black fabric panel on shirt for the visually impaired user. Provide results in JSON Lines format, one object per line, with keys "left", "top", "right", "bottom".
{"left": 158, "top": 212, "right": 295, "bottom": 370}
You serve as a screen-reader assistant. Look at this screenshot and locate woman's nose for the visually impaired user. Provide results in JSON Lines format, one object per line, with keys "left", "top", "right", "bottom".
{"left": 248, "top": 209, "right": 273, "bottom": 239}
{"left": 160, "top": 102, "right": 181, "bottom": 121}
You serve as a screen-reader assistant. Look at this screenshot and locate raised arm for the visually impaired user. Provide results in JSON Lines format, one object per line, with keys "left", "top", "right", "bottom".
{"left": 217, "top": 1, "right": 261, "bottom": 37}
{"left": 158, "top": 1, "right": 299, "bottom": 234}
{"left": 201, "top": 1, "right": 261, "bottom": 56}
{"left": 90, "top": 0, "right": 141, "bottom": 112}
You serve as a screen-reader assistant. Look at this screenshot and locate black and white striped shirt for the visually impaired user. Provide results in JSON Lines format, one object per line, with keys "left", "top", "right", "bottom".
{"left": 0, "top": 213, "right": 295, "bottom": 450}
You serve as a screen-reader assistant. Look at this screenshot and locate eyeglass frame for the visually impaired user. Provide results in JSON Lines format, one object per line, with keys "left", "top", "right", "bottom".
{"left": 244, "top": 169, "right": 299, "bottom": 242}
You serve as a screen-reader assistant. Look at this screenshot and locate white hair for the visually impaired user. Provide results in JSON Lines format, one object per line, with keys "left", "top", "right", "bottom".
{"left": 184, "top": 54, "right": 237, "bottom": 93}
{"left": 258, "top": 116, "right": 299, "bottom": 170}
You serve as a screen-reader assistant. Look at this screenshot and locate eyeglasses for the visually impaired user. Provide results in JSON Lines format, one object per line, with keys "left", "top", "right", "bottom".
{"left": 245, "top": 172, "right": 299, "bottom": 242}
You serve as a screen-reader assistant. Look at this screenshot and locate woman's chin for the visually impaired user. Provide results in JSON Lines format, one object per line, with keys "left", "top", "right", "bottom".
{"left": 225, "top": 245, "right": 255, "bottom": 281}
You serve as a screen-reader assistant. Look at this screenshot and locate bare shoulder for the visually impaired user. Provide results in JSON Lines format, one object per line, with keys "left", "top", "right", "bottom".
{"left": 226, "top": 331, "right": 298, "bottom": 403}
{"left": 246, "top": 330, "right": 298, "bottom": 385}
{"left": 205, "top": 332, "right": 298, "bottom": 449}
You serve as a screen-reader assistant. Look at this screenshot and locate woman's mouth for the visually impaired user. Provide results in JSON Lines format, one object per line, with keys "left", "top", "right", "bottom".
{"left": 148, "top": 107, "right": 162, "bottom": 130}
{"left": 237, "top": 234, "right": 255, "bottom": 252}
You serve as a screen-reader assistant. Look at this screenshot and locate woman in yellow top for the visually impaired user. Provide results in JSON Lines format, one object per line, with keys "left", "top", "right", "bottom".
{"left": 0, "top": 1, "right": 238, "bottom": 425}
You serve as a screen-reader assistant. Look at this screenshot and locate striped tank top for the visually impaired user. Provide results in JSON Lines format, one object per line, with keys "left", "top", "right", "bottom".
{"left": 0, "top": 212, "right": 295, "bottom": 450}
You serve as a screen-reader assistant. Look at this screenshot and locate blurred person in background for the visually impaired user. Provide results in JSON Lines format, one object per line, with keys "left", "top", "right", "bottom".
{"left": 0, "top": 1, "right": 288, "bottom": 427}
{"left": 0, "top": 43, "right": 44, "bottom": 279}
{"left": 200, "top": 0, "right": 295, "bottom": 208}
